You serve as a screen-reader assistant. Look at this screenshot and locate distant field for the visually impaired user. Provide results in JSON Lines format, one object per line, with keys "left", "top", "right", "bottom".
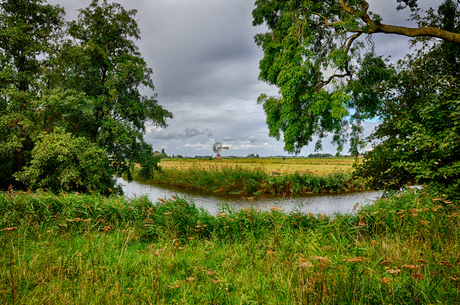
{"left": 159, "top": 157, "right": 358, "bottom": 175}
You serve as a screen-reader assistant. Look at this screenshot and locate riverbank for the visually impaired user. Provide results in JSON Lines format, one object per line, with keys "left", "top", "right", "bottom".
{"left": 1, "top": 189, "right": 459, "bottom": 304}
{"left": 132, "top": 159, "right": 367, "bottom": 196}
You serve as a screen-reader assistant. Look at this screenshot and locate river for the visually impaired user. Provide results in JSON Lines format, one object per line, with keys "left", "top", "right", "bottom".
{"left": 117, "top": 178, "right": 382, "bottom": 216}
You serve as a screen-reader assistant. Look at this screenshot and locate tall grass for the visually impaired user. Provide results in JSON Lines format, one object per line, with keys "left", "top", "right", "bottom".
{"left": 1, "top": 188, "right": 459, "bottom": 304}
{"left": 133, "top": 165, "right": 367, "bottom": 196}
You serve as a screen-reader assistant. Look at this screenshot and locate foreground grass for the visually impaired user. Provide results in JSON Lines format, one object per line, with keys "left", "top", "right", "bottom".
{"left": 134, "top": 164, "right": 367, "bottom": 196}
{"left": 1, "top": 189, "right": 459, "bottom": 304}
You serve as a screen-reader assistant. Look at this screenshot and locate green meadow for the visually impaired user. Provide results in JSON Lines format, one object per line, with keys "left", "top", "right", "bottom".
{"left": 1, "top": 188, "right": 459, "bottom": 304}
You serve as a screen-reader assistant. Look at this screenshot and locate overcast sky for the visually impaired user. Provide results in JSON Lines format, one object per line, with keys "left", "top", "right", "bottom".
{"left": 48, "top": 0, "right": 440, "bottom": 157}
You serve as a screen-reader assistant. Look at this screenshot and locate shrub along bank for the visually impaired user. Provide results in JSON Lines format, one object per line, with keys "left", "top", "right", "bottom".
{"left": 132, "top": 166, "right": 367, "bottom": 196}
{"left": 0, "top": 188, "right": 459, "bottom": 304}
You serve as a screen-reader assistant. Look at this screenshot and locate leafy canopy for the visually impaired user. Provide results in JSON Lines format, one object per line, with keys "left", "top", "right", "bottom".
{"left": 253, "top": 0, "right": 460, "bottom": 154}
{"left": 253, "top": 0, "right": 460, "bottom": 196}
{"left": 0, "top": 0, "right": 172, "bottom": 193}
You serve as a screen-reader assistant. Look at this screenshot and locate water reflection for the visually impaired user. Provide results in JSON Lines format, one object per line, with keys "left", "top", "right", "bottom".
{"left": 117, "top": 178, "right": 382, "bottom": 216}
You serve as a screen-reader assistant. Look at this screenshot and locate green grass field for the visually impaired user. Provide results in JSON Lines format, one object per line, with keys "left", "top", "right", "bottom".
{"left": 1, "top": 189, "right": 459, "bottom": 304}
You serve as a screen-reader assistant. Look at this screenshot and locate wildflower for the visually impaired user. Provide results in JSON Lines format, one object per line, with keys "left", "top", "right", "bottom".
{"left": 168, "top": 284, "right": 181, "bottom": 289}
{"left": 386, "top": 268, "right": 401, "bottom": 275}
{"left": 217, "top": 212, "right": 228, "bottom": 217}
{"left": 353, "top": 202, "right": 360, "bottom": 211}
{"left": 412, "top": 273, "right": 425, "bottom": 280}
{"left": 401, "top": 264, "right": 420, "bottom": 270}
{"left": 210, "top": 279, "right": 223, "bottom": 284}
{"left": 187, "top": 277, "right": 195, "bottom": 282}
{"left": 342, "top": 257, "right": 367, "bottom": 263}
{"left": 380, "top": 277, "right": 393, "bottom": 284}
{"left": 206, "top": 270, "right": 218, "bottom": 276}
{"left": 314, "top": 256, "right": 331, "bottom": 263}
{"left": 299, "top": 261, "right": 313, "bottom": 268}
{"left": 103, "top": 225, "right": 114, "bottom": 232}
{"left": 438, "top": 261, "right": 453, "bottom": 267}
{"left": 270, "top": 206, "right": 281, "bottom": 212}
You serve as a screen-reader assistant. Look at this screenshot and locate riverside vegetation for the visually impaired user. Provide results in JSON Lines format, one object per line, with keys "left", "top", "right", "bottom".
{"left": 132, "top": 157, "right": 367, "bottom": 196}
{"left": 1, "top": 188, "right": 459, "bottom": 304}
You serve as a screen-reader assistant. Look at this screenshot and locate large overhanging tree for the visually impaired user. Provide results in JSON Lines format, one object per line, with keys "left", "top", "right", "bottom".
{"left": 253, "top": 0, "right": 460, "bottom": 195}
{"left": 253, "top": 0, "right": 460, "bottom": 153}
{"left": 0, "top": 0, "right": 172, "bottom": 193}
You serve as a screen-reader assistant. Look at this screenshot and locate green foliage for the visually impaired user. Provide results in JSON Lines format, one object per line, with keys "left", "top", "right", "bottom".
{"left": 50, "top": 0, "right": 173, "bottom": 180}
{"left": 1, "top": 189, "right": 459, "bottom": 304}
{"left": 15, "top": 128, "right": 116, "bottom": 194}
{"left": 0, "top": 0, "right": 64, "bottom": 188}
{"left": 252, "top": 0, "right": 393, "bottom": 154}
{"left": 253, "top": 0, "right": 460, "bottom": 197}
{"left": 357, "top": 2, "right": 460, "bottom": 198}
{"left": 0, "top": 0, "right": 172, "bottom": 192}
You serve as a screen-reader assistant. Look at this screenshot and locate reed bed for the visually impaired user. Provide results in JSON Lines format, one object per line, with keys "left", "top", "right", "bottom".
{"left": 133, "top": 165, "right": 367, "bottom": 196}
{"left": 1, "top": 189, "right": 459, "bottom": 304}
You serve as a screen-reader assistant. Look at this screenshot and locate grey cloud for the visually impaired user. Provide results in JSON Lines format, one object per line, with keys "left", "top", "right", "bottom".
{"left": 48, "top": 0, "right": 428, "bottom": 157}
{"left": 149, "top": 127, "right": 211, "bottom": 140}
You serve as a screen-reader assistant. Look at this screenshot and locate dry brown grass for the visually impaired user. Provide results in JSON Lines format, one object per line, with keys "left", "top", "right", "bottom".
{"left": 159, "top": 157, "right": 358, "bottom": 175}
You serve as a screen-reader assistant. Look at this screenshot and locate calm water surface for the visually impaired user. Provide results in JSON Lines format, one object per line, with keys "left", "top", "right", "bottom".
{"left": 117, "top": 178, "right": 382, "bottom": 216}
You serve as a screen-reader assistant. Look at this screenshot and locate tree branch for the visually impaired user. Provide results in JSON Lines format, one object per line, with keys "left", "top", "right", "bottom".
{"left": 374, "top": 24, "right": 460, "bottom": 43}
{"left": 318, "top": 32, "right": 361, "bottom": 89}
{"left": 338, "top": 0, "right": 356, "bottom": 15}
